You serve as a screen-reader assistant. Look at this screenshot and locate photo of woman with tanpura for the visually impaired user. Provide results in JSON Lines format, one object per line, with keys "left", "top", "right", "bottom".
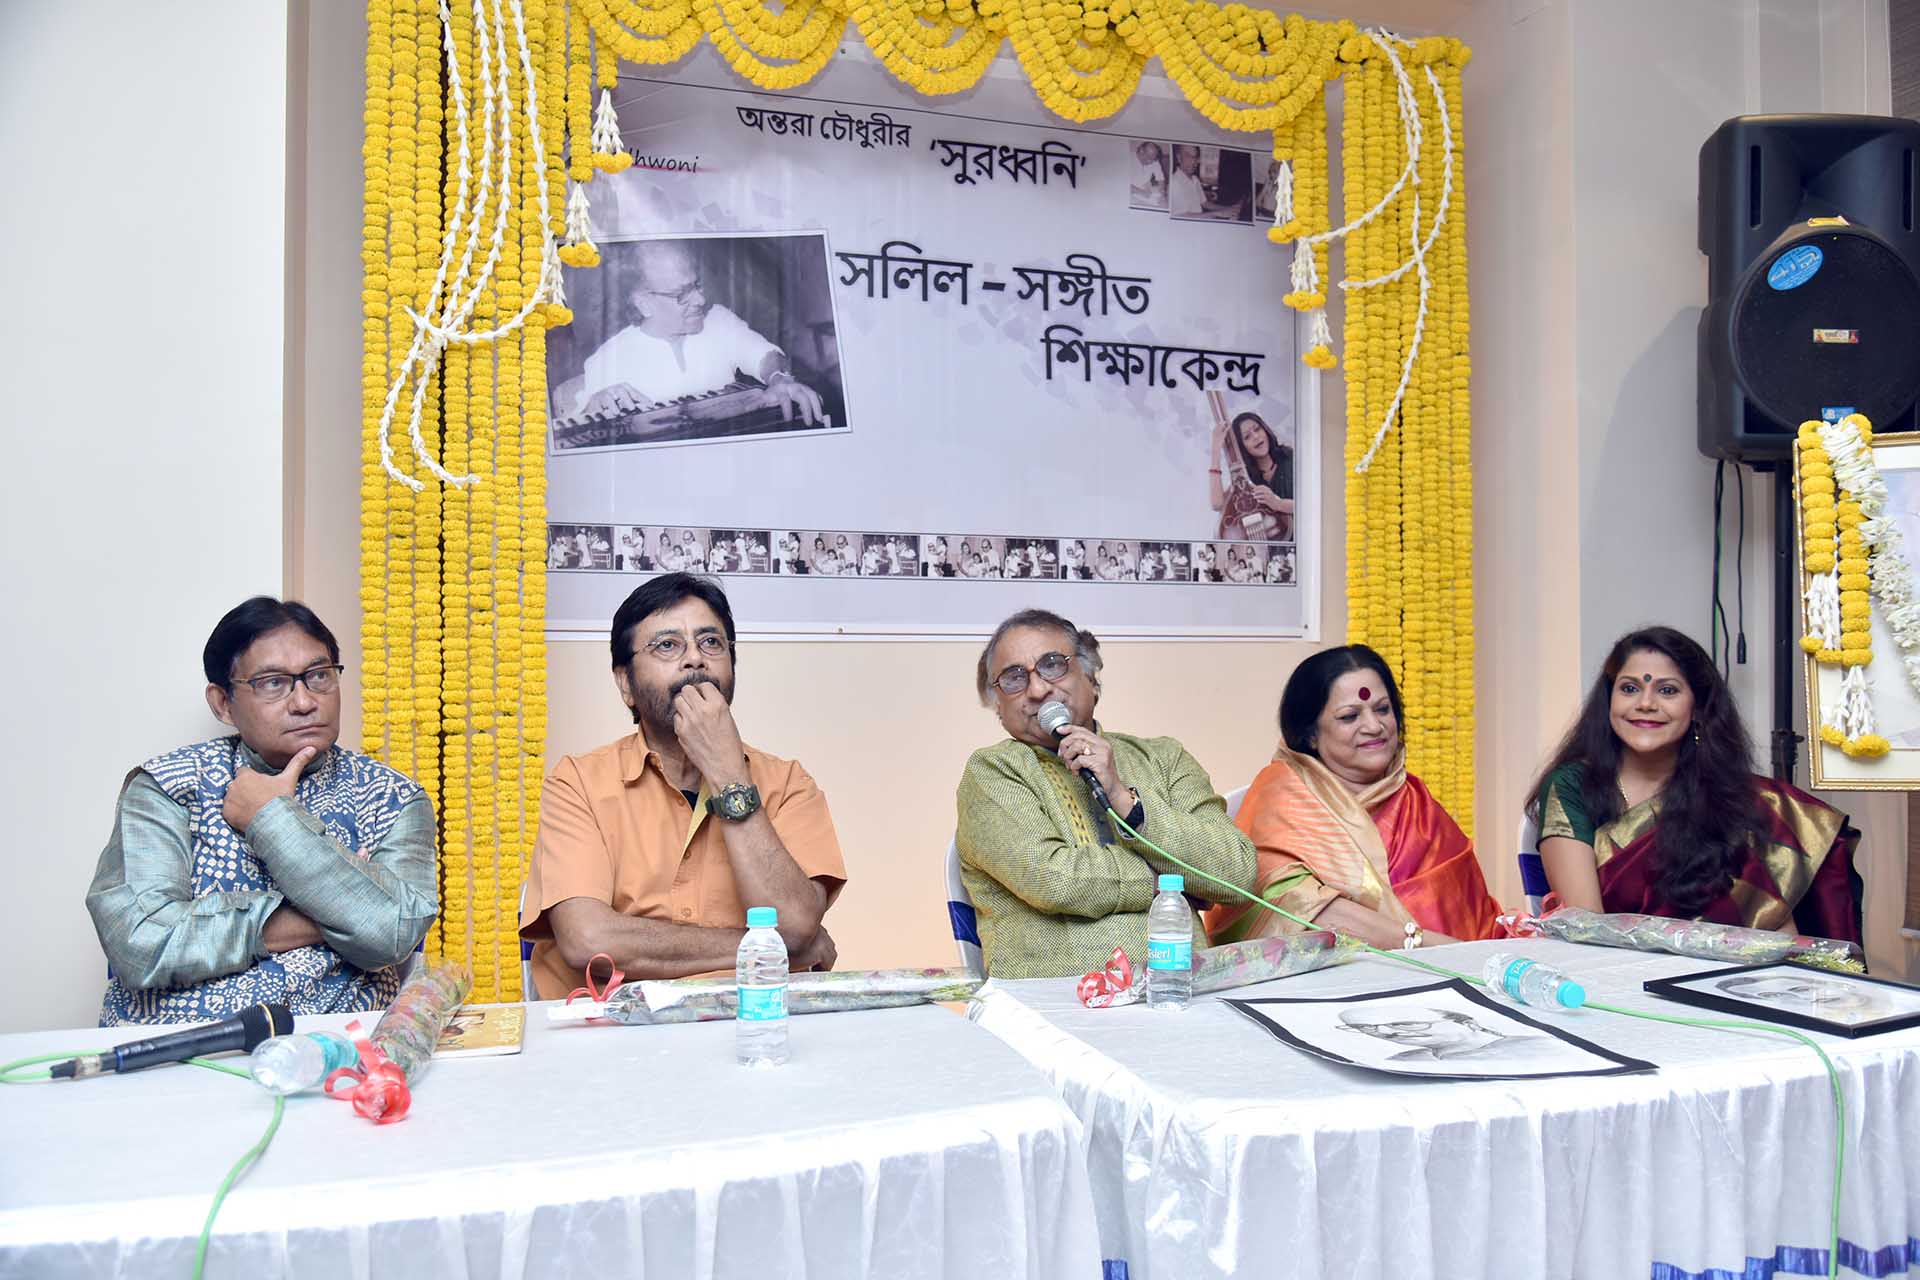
{"left": 1208, "top": 407, "right": 1295, "bottom": 542}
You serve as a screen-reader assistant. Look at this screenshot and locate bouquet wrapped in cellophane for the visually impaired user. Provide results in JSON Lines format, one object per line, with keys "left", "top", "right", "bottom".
{"left": 368, "top": 961, "right": 475, "bottom": 1077}
{"left": 329, "top": 961, "right": 475, "bottom": 1123}
{"left": 1077, "top": 930, "right": 1365, "bottom": 1008}
{"left": 550, "top": 966, "right": 983, "bottom": 1026}
{"left": 1536, "top": 906, "right": 1865, "bottom": 973}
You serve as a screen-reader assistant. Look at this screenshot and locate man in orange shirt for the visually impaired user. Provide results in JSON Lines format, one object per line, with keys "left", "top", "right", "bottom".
{"left": 520, "top": 574, "right": 846, "bottom": 998}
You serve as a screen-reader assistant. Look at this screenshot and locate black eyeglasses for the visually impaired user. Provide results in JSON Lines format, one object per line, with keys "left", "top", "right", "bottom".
{"left": 232, "top": 664, "right": 344, "bottom": 702}
{"left": 991, "top": 651, "right": 1072, "bottom": 696}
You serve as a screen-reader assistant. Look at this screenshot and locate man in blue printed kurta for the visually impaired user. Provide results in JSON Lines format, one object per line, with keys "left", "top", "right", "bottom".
{"left": 86, "top": 598, "right": 438, "bottom": 1025}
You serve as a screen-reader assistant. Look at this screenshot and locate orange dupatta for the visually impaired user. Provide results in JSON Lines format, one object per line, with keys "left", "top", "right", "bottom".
{"left": 1204, "top": 748, "right": 1504, "bottom": 943}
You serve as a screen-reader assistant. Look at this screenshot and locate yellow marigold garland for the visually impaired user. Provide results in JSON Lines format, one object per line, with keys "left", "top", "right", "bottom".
{"left": 1440, "top": 55, "right": 1473, "bottom": 822}
{"left": 438, "top": 0, "right": 479, "bottom": 980}
{"left": 476, "top": 0, "right": 510, "bottom": 996}
{"left": 1328, "top": 46, "right": 1473, "bottom": 828}
{"left": 362, "top": 0, "right": 395, "bottom": 767}
{"left": 1797, "top": 417, "right": 1890, "bottom": 759}
{"left": 567, "top": 3, "right": 598, "bottom": 182}
{"left": 698, "top": 0, "right": 847, "bottom": 90}
{"left": 411, "top": 0, "right": 444, "bottom": 819}
{"left": 588, "top": 0, "right": 707, "bottom": 64}
{"left": 362, "top": 0, "right": 561, "bottom": 999}
{"left": 384, "top": 0, "right": 422, "bottom": 787}
{"left": 1002, "top": 0, "right": 1145, "bottom": 122}
{"left": 849, "top": 5, "right": 1002, "bottom": 95}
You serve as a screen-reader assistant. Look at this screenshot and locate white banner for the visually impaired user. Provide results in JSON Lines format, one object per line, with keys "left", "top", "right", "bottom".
{"left": 545, "top": 45, "right": 1318, "bottom": 637}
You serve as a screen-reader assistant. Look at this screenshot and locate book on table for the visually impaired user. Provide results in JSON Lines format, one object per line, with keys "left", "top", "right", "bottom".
{"left": 434, "top": 1004, "right": 526, "bottom": 1058}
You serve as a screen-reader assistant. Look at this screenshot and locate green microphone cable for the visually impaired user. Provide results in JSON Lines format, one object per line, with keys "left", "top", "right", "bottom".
{"left": 1106, "top": 805, "right": 1849, "bottom": 1280}
{"left": 1, "top": 1050, "right": 286, "bottom": 1280}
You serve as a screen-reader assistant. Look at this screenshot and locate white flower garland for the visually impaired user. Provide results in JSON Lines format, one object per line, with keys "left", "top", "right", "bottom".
{"left": 1269, "top": 160, "right": 1293, "bottom": 232}
{"left": 1290, "top": 32, "right": 1453, "bottom": 475}
{"left": 1823, "top": 418, "right": 1920, "bottom": 698}
{"left": 1803, "top": 568, "right": 1841, "bottom": 653}
{"left": 592, "top": 88, "right": 629, "bottom": 157}
{"left": 377, "top": 0, "right": 561, "bottom": 491}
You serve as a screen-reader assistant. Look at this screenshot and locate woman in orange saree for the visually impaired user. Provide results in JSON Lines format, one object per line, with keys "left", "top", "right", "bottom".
{"left": 1206, "top": 646, "right": 1506, "bottom": 948}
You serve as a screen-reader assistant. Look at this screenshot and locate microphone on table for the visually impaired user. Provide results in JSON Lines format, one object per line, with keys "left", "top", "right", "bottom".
{"left": 48, "top": 1002, "right": 291, "bottom": 1081}
{"left": 1038, "top": 700, "right": 1113, "bottom": 812}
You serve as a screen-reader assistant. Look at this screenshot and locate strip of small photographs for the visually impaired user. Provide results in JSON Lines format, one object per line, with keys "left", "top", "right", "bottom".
{"left": 1126, "top": 138, "right": 1267, "bottom": 226}
{"left": 549, "top": 525, "right": 1297, "bottom": 585}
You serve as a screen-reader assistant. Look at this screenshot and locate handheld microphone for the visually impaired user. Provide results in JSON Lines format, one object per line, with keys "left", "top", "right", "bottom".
{"left": 49, "top": 1002, "right": 291, "bottom": 1080}
{"left": 1038, "top": 700, "right": 1112, "bottom": 811}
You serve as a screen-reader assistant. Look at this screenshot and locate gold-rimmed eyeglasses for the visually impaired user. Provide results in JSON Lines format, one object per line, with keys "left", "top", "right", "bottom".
{"left": 992, "top": 651, "right": 1072, "bottom": 695}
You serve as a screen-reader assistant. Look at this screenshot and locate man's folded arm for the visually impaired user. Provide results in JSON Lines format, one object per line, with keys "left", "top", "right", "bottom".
{"left": 246, "top": 792, "right": 439, "bottom": 971}
{"left": 545, "top": 896, "right": 747, "bottom": 980}
{"left": 86, "top": 772, "right": 281, "bottom": 991}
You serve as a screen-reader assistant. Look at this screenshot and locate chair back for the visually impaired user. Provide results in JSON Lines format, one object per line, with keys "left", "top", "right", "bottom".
{"left": 1222, "top": 784, "right": 1249, "bottom": 821}
{"left": 944, "top": 836, "right": 985, "bottom": 979}
{"left": 1516, "top": 811, "right": 1548, "bottom": 915}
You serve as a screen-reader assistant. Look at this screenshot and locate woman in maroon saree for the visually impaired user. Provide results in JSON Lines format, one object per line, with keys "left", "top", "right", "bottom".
{"left": 1531, "top": 627, "right": 1859, "bottom": 941}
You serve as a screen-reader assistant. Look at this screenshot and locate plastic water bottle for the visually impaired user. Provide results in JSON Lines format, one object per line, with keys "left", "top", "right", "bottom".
{"left": 1146, "top": 874, "right": 1193, "bottom": 1010}
{"left": 736, "top": 906, "right": 790, "bottom": 1067}
{"left": 1482, "top": 952, "right": 1586, "bottom": 1010}
{"left": 249, "top": 1031, "right": 359, "bottom": 1094}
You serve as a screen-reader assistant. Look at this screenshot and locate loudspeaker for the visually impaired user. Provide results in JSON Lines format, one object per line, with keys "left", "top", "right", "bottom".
{"left": 1698, "top": 115, "right": 1920, "bottom": 462}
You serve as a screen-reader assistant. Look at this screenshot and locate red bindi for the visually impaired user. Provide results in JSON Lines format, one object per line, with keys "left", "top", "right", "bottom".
{"left": 1357, "top": 686, "right": 1372, "bottom": 700}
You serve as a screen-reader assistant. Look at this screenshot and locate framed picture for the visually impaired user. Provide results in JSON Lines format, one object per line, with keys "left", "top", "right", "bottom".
{"left": 547, "top": 230, "right": 851, "bottom": 455}
{"left": 1796, "top": 430, "right": 1920, "bottom": 788}
{"left": 1224, "top": 979, "right": 1655, "bottom": 1081}
{"left": 1644, "top": 961, "right": 1920, "bottom": 1038}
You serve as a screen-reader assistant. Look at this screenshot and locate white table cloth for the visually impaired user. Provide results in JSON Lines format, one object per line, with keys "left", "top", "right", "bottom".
{"left": 0, "top": 1002, "right": 1100, "bottom": 1279}
{"left": 969, "top": 938, "right": 1920, "bottom": 1280}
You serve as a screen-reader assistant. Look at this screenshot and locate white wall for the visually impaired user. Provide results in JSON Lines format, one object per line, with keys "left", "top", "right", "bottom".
{"left": 1457, "top": 0, "right": 1583, "bottom": 905}
{"left": 0, "top": 2, "right": 290, "bottom": 1031}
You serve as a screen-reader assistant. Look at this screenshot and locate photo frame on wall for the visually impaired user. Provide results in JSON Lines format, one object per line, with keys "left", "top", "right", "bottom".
{"left": 1644, "top": 961, "right": 1920, "bottom": 1038}
{"left": 1223, "top": 980, "right": 1655, "bottom": 1081}
{"left": 1797, "top": 430, "right": 1920, "bottom": 788}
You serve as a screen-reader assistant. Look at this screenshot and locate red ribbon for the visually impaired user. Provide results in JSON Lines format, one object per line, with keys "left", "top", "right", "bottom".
{"left": 567, "top": 952, "right": 626, "bottom": 1005}
{"left": 1076, "top": 947, "right": 1137, "bottom": 1008}
{"left": 324, "top": 1019, "right": 412, "bottom": 1124}
{"left": 1496, "top": 893, "right": 1562, "bottom": 939}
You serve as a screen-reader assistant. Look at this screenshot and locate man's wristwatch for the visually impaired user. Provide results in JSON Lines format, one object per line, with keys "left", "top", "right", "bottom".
{"left": 708, "top": 782, "right": 762, "bottom": 822}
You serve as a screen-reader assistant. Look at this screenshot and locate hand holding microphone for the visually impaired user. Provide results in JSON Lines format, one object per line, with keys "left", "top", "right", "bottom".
{"left": 1038, "top": 701, "right": 1126, "bottom": 812}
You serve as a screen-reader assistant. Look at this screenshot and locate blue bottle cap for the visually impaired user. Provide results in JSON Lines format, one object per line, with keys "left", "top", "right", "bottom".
{"left": 1157, "top": 874, "right": 1184, "bottom": 892}
{"left": 315, "top": 1031, "right": 360, "bottom": 1073}
{"left": 1557, "top": 980, "right": 1587, "bottom": 1009}
{"left": 746, "top": 907, "right": 778, "bottom": 928}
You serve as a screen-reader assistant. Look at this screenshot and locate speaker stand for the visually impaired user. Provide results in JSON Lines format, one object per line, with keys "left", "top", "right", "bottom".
{"left": 1769, "top": 464, "right": 1801, "bottom": 782}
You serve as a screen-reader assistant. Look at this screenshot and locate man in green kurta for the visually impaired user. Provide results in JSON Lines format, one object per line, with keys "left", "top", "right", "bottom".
{"left": 955, "top": 608, "right": 1256, "bottom": 978}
